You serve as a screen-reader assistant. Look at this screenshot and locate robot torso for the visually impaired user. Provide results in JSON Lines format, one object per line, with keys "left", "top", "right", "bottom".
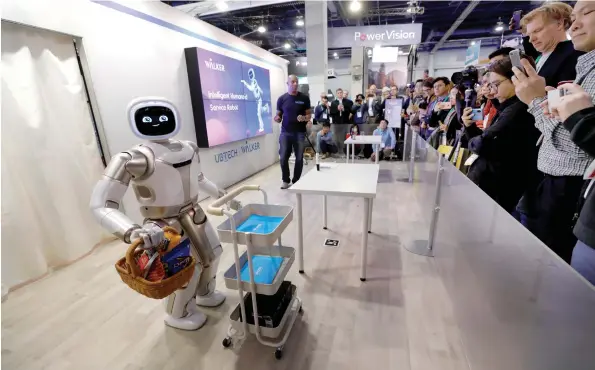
{"left": 129, "top": 140, "right": 201, "bottom": 219}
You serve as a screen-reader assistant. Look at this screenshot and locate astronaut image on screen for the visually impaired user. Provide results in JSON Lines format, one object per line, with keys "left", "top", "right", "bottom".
{"left": 241, "top": 68, "right": 269, "bottom": 132}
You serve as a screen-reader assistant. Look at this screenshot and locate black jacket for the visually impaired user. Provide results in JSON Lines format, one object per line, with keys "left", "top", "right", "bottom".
{"left": 330, "top": 98, "right": 353, "bottom": 124}
{"left": 538, "top": 40, "right": 584, "bottom": 87}
{"left": 464, "top": 96, "right": 541, "bottom": 213}
{"left": 564, "top": 107, "right": 595, "bottom": 247}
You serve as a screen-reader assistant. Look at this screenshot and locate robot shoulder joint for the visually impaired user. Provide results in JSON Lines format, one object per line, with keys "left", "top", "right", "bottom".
{"left": 124, "top": 146, "right": 155, "bottom": 180}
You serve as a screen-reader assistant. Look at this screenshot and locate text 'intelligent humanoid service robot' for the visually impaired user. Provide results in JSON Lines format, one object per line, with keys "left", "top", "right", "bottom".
{"left": 90, "top": 97, "right": 239, "bottom": 331}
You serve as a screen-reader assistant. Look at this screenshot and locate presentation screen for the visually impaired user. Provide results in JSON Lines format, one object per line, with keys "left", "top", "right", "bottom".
{"left": 184, "top": 47, "right": 273, "bottom": 148}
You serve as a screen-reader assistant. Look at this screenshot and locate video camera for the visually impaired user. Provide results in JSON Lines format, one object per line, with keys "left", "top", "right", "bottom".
{"left": 451, "top": 65, "right": 486, "bottom": 108}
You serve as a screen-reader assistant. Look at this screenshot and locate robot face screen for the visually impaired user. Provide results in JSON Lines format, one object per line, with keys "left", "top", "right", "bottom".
{"left": 134, "top": 106, "right": 176, "bottom": 136}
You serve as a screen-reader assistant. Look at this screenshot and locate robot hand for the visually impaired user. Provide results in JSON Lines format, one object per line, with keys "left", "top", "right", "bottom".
{"left": 130, "top": 223, "right": 165, "bottom": 249}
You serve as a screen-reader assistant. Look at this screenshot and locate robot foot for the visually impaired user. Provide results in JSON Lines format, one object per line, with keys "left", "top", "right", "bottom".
{"left": 196, "top": 290, "right": 226, "bottom": 308}
{"left": 164, "top": 309, "right": 207, "bottom": 331}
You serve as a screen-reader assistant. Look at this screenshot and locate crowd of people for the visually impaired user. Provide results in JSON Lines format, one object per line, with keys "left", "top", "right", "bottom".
{"left": 403, "top": 1, "right": 595, "bottom": 284}
{"left": 274, "top": 1, "right": 595, "bottom": 285}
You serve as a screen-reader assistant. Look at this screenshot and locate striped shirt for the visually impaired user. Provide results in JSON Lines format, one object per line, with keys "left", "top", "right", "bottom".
{"left": 528, "top": 50, "right": 595, "bottom": 176}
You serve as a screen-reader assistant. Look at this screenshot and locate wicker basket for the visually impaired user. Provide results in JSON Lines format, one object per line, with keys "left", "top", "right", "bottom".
{"left": 115, "top": 227, "right": 196, "bottom": 299}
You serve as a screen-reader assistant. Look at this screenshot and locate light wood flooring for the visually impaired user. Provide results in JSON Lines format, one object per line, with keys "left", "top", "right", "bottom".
{"left": 2, "top": 160, "right": 469, "bottom": 370}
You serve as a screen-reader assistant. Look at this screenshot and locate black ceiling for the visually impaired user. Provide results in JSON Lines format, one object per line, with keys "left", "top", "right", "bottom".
{"left": 164, "top": 1, "right": 571, "bottom": 57}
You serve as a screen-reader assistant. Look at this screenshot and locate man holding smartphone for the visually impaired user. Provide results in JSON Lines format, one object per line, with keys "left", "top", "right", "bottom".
{"left": 274, "top": 75, "right": 311, "bottom": 189}
{"left": 511, "top": 0, "right": 595, "bottom": 264}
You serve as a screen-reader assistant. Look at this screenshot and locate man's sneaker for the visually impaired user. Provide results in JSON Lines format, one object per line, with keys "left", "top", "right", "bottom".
{"left": 281, "top": 182, "right": 291, "bottom": 189}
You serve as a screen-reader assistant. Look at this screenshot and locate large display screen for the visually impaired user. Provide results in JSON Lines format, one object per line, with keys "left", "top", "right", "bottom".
{"left": 184, "top": 47, "right": 273, "bottom": 148}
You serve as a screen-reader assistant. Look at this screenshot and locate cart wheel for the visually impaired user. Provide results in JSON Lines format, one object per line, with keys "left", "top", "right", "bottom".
{"left": 275, "top": 348, "right": 283, "bottom": 360}
{"left": 222, "top": 337, "right": 232, "bottom": 348}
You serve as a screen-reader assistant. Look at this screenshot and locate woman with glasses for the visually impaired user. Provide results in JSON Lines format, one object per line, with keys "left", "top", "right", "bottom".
{"left": 461, "top": 55, "right": 541, "bottom": 214}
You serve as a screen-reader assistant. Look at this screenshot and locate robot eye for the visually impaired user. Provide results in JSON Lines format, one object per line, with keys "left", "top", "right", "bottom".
{"left": 142, "top": 116, "right": 152, "bottom": 123}
{"left": 159, "top": 115, "right": 169, "bottom": 122}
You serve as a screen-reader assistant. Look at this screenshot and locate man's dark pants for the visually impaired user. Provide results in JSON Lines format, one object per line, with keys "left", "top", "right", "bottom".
{"left": 518, "top": 173, "right": 585, "bottom": 263}
{"left": 279, "top": 131, "right": 305, "bottom": 184}
{"left": 319, "top": 141, "right": 338, "bottom": 154}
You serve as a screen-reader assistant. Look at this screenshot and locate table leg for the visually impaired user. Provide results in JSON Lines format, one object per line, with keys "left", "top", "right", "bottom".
{"left": 368, "top": 198, "right": 373, "bottom": 233}
{"left": 297, "top": 193, "right": 304, "bottom": 274}
{"left": 351, "top": 143, "right": 355, "bottom": 163}
{"left": 361, "top": 198, "right": 370, "bottom": 281}
{"left": 346, "top": 142, "right": 350, "bottom": 164}
{"left": 375, "top": 146, "right": 379, "bottom": 164}
{"left": 323, "top": 195, "right": 328, "bottom": 230}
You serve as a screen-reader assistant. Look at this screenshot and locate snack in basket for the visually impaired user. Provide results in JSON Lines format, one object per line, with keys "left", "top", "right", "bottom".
{"left": 137, "top": 252, "right": 166, "bottom": 282}
{"left": 161, "top": 237, "right": 193, "bottom": 278}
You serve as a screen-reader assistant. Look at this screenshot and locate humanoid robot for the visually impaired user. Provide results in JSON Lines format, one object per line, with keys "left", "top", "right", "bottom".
{"left": 90, "top": 97, "right": 239, "bottom": 331}
{"left": 241, "top": 68, "right": 269, "bottom": 132}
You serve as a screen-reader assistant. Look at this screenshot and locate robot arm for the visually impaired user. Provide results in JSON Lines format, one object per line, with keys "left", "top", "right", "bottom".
{"left": 89, "top": 150, "right": 146, "bottom": 243}
{"left": 186, "top": 141, "right": 241, "bottom": 210}
{"left": 241, "top": 80, "right": 254, "bottom": 92}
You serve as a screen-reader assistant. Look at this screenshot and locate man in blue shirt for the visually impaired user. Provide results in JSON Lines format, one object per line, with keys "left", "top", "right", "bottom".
{"left": 316, "top": 122, "right": 337, "bottom": 158}
{"left": 371, "top": 119, "right": 396, "bottom": 161}
{"left": 274, "top": 75, "right": 312, "bottom": 189}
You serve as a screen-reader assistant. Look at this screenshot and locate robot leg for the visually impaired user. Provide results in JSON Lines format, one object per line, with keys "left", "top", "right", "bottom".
{"left": 179, "top": 207, "right": 226, "bottom": 308}
{"left": 162, "top": 265, "right": 207, "bottom": 330}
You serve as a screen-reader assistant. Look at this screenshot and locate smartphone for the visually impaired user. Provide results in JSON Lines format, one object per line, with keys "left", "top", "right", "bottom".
{"left": 509, "top": 49, "right": 525, "bottom": 74}
{"left": 547, "top": 89, "right": 568, "bottom": 113}
{"left": 471, "top": 108, "right": 483, "bottom": 121}
{"left": 438, "top": 102, "right": 452, "bottom": 110}
{"left": 512, "top": 10, "right": 523, "bottom": 31}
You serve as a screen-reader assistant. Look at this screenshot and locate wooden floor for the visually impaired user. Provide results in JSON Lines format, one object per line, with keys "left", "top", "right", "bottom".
{"left": 2, "top": 160, "right": 470, "bottom": 370}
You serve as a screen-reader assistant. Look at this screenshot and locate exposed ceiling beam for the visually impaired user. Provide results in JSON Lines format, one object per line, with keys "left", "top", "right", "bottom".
{"left": 336, "top": 0, "right": 355, "bottom": 26}
{"left": 328, "top": 0, "right": 348, "bottom": 27}
{"left": 431, "top": 0, "right": 481, "bottom": 53}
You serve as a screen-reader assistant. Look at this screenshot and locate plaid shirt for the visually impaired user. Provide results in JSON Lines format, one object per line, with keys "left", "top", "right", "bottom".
{"left": 528, "top": 50, "right": 595, "bottom": 176}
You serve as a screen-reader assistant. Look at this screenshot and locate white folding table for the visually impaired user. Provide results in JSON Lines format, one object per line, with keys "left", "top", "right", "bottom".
{"left": 288, "top": 163, "right": 380, "bottom": 281}
{"left": 344, "top": 135, "right": 382, "bottom": 164}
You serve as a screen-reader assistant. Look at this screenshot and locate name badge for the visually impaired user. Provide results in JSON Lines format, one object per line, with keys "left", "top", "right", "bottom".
{"left": 322, "top": 113, "right": 328, "bottom": 119}
{"left": 465, "top": 154, "right": 479, "bottom": 166}
{"left": 357, "top": 111, "right": 362, "bottom": 118}
{"left": 483, "top": 114, "right": 489, "bottom": 128}
{"left": 329, "top": 117, "right": 333, "bottom": 123}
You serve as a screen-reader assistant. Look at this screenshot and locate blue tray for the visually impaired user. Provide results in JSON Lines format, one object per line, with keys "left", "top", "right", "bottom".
{"left": 236, "top": 214, "right": 284, "bottom": 234}
{"left": 239, "top": 255, "right": 284, "bottom": 284}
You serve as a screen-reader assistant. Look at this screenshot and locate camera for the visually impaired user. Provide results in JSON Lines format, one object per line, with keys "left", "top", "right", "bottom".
{"left": 451, "top": 66, "right": 487, "bottom": 108}
{"left": 451, "top": 65, "right": 485, "bottom": 90}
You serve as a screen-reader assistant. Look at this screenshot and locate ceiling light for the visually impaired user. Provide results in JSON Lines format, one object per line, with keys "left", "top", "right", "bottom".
{"left": 258, "top": 25, "right": 266, "bottom": 33}
{"left": 349, "top": 1, "right": 361, "bottom": 12}
{"left": 296, "top": 18, "right": 304, "bottom": 27}
{"left": 216, "top": 1, "right": 228, "bottom": 11}
{"left": 333, "top": 52, "right": 338, "bottom": 57}
{"left": 494, "top": 19, "right": 504, "bottom": 32}
{"left": 471, "top": 41, "right": 476, "bottom": 45}
{"left": 283, "top": 42, "right": 291, "bottom": 49}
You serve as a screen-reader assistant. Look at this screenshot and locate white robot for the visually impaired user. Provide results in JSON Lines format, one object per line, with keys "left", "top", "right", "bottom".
{"left": 241, "top": 68, "right": 269, "bottom": 132}
{"left": 90, "top": 97, "right": 239, "bottom": 331}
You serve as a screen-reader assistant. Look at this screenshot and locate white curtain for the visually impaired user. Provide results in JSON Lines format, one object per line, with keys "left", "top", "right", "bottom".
{"left": 1, "top": 21, "right": 109, "bottom": 293}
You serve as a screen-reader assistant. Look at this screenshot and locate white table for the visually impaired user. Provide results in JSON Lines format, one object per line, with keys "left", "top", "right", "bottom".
{"left": 344, "top": 136, "right": 382, "bottom": 164}
{"left": 288, "top": 163, "right": 380, "bottom": 281}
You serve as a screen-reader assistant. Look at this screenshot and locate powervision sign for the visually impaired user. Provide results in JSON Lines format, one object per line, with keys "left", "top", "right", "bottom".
{"left": 328, "top": 23, "right": 423, "bottom": 48}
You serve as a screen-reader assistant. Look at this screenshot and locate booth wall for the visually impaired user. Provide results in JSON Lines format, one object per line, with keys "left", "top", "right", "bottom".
{"left": 2, "top": 0, "right": 289, "bottom": 224}
{"left": 413, "top": 47, "right": 497, "bottom": 80}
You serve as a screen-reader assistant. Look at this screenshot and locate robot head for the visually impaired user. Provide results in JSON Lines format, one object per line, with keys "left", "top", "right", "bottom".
{"left": 247, "top": 68, "right": 255, "bottom": 81}
{"left": 127, "top": 97, "right": 181, "bottom": 141}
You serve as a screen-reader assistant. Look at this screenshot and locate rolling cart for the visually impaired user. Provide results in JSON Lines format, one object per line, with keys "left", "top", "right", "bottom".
{"left": 207, "top": 185, "right": 303, "bottom": 360}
